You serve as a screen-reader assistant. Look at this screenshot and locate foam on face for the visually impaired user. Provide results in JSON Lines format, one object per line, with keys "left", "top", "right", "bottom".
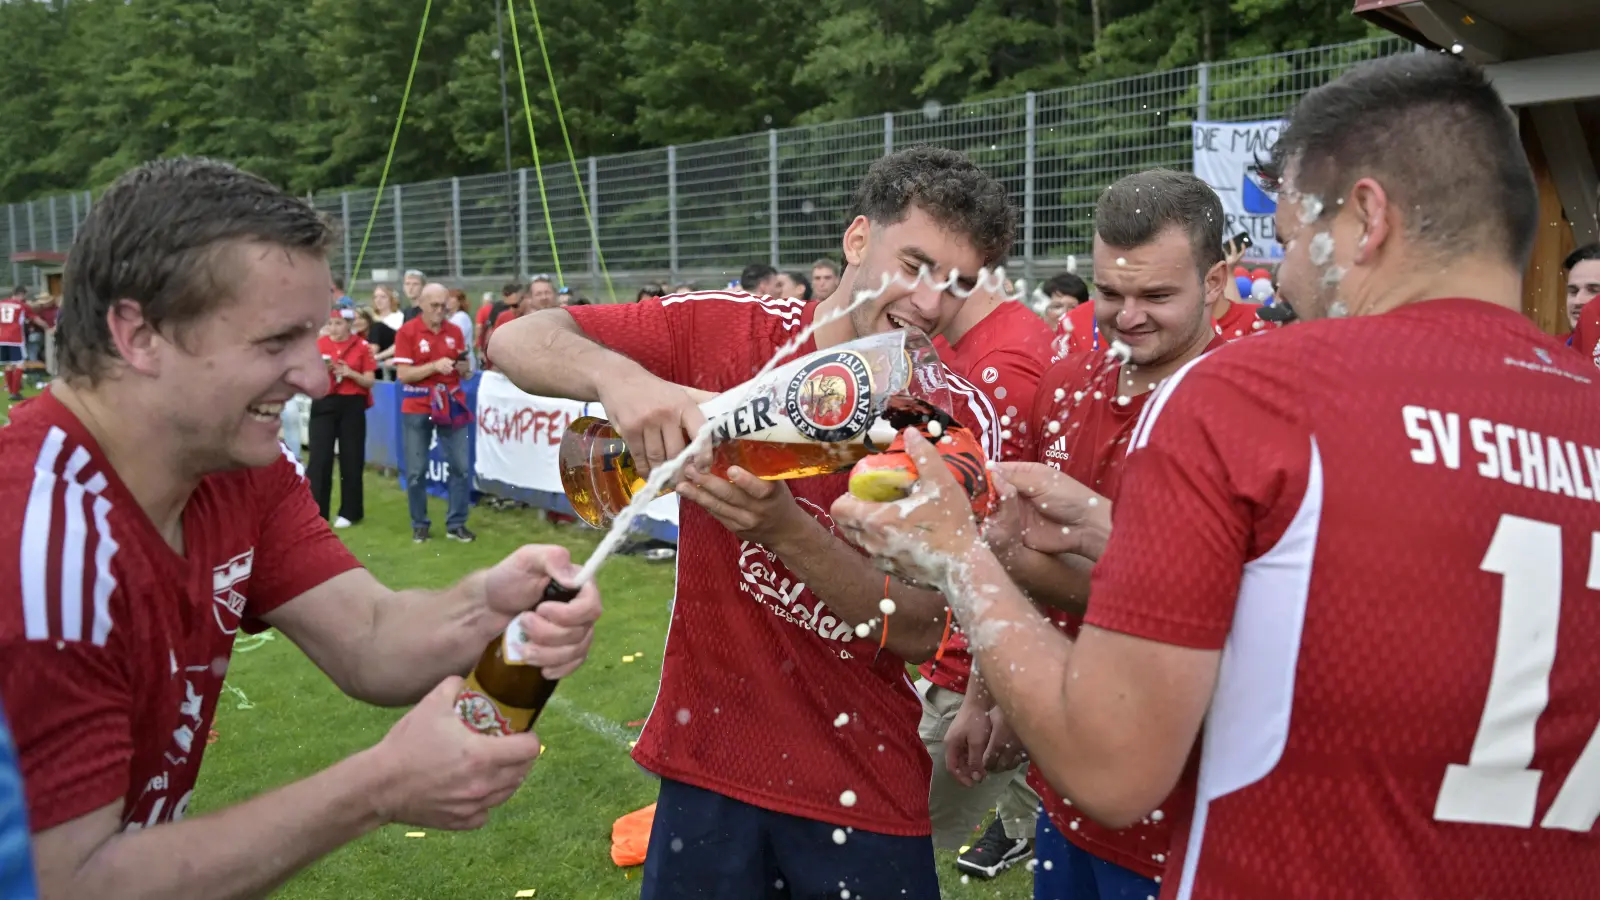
{"left": 1297, "top": 193, "right": 1324, "bottom": 225}
{"left": 1308, "top": 232, "right": 1335, "bottom": 267}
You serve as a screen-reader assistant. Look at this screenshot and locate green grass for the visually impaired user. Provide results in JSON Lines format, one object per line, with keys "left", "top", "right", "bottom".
{"left": 4, "top": 381, "right": 1031, "bottom": 899}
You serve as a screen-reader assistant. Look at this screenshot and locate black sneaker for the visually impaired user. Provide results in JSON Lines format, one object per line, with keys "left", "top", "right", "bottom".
{"left": 447, "top": 526, "right": 476, "bottom": 543}
{"left": 412, "top": 526, "right": 430, "bottom": 543}
{"left": 956, "top": 818, "right": 1032, "bottom": 879}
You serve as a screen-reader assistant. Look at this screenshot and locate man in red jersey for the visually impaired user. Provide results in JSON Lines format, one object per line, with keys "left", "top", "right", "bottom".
{"left": 0, "top": 158, "right": 602, "bottom": 899}
{"left": 1565, "top": 245, "right": 1600, "bottom": 362}
{"left": 492, "top": 146, "right": 1008, "bottom": 899}
{"left": 393, "top": 282, "right": 475, "bottom": 543}
{"left": 944, "top": 169, "right": 1232, "bottom": 899}
{"left": 837, "top": 53, "right": 1600, "bottom": 899}
{"left": 0, "top": 287, "right": 30, "bottom": 401}
{"left": 922, "top": 283, "right": 1051, "bottom": 878}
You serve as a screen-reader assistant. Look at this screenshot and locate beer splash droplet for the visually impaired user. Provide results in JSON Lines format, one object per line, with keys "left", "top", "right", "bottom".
{"left": 854, "top": 622, "right": 871, "bottom": 638}
{"left": 676, "top": 708, "right": 691, "bottom": 725}
{"left": 878, "top": 598, "right": 896, "bottom": 615}
{"left": 927, "top": 420, "right": 943, "bottom": 438}
{"left": 1047, "top": 420, "right": 1061, "bottom": 434}
{"left": 839, "top": 789, "right": 858, "bottom": 807}
{"left": 834, "top": 712, "right": 850, "bottom": 727}
{"left": 670, "top": 838, "right": 684, "bottom": 852}
{"left": 832, "top": 828, "right": 848, "bottom": 845}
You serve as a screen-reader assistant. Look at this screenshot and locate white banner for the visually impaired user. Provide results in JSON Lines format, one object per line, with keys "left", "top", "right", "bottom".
{"left": 1192, "top": 119, "right": 1287, "bottom": 265}
{"left": 473, "top": 371, "right": 679, "bottom": 527}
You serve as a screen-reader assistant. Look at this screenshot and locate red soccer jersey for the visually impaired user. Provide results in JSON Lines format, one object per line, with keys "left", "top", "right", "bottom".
{"left": 1089, "top": 298, "right": 1600, "bottom": 899}
{"left": 391, "top": 317, "right": 466, "bottom": 415}
{"left": 922, "top": 301, "right": 1052, "bottom": 694}
{"left": 1023, "top": 335, "right": 1227, "bottom": 880}
{"left": 1212, "top": 300, "right": 1276, "bottom": 342}
{"left": 0, "top": 390, "right": 361, "bottom": 833}
{"left": 317, "top": 334, "right": 377, "bottom": 398}
{"left": 1051, "top": 302, "right": 1099, "bottom": 362}
{"left": 566, "top": 290, "right": 998, "bottom": 835}
{"left": 0, "top": 299, "right": 26, "bottom": 346}
{"left": 1572, "top": 299, "right": 1600, "bottom": 369}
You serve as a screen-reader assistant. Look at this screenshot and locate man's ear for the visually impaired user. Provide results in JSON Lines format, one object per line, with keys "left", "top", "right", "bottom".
{"left": 842, "top": 215, "right": 872, "bottom": 267}
{"left": 106, "top": 299, "right": 165, "bottom": 377}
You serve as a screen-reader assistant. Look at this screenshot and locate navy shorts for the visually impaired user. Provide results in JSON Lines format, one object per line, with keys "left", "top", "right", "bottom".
{"left": 0, "top": 346, "right": 20, "bottom": 365}
{"left": 641, "top": 777, "right": 940, "bottom": 900}
{"left": 1034, "top": 811, "right": 1160, "bottom": 900}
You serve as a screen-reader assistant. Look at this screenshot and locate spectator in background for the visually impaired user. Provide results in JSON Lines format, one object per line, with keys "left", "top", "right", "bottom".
{"left": 309, "top": 308, "right": 376, "bottom": 528}
{"left": 366, "top": 285, "right": 401, "bottom": 378}
{"left": 401, "top": 269, "right": 426, "bottom": 322}
{"left": 333, "top": 277, "right": 354, "bottom": 309}
{"left": 0, "top": 289, "right": 26, "bottom": 401}
{"left": 671, "top": 283, "right": 694, "bottom": 295}
{"left": 526, "top": 275, "right": 559, "bottom": 313}
{"left": 393, "top": 282, "right": 475, "bottom": 543}
{"left": 637, "top": 284, "right": 667, "bottom": 303}
{"left": 772, "top": 271, "right": 809, "bottom": 300}
{"left": 811, "top": 257, "right": 840, "bottom": 299}
{"left": 373, "top": 282, "right": 405, "bottom": 331}
{"left": 739, "top": 263, "right": 779, "bottom": 295}
{"left": 1564, "top": 243, "right": 1600, "bottom": 335}
{"left": 446, "top": 288, "right": 476, "bottom": 371}
{"left": 479, "top": 283, "right": 525, "bottom": 365}
{"left": 1040, "top": 271, "right": 1089, "bottom": 328}
{"left": 0, "top": 701, "right": 35, "bottom": 900}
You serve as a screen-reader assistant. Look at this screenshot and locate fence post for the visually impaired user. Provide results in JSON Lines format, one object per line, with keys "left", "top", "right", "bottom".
{"left": 768, "top": 129, "right": 779, "bottom": 268}
{"left": 518, "top": 168, "right": 529, "bottom": 279}
{"left": 1024, "top": 91, "right": 1037, "bottom": 288}
{"left": 6, "top": 206, "right": 16, "bottom": 287}
{"left": 451, "top": 177, "right": 463, "bottom": 280}
{"left": 83, "top": 190, "right": 91, "bottom": 216}
{"left": 393, "top": 185, "right": 405, "bottom": 274}
{"left": 1197, "top": 61, "right": 1211, "bottom": 122}
{"left": 69, "top": 192, "right": 78, "bottom": 237}
{"left": 667, "top": 146, "right": 679, "bottom": 283}
{"left": 340, "top": 193, "right": 353, "bottom": 287}
{"left": 587, "top": 156, "right": 599, "bottom": 293}
{"left": 884, "top": 112, "right": 894, "bottom": 156}
{"left": 48, "top": 196, "right": 58, "bottom": 251}
{"left": 26, "top": 203, "right": 36, "bottom": 253}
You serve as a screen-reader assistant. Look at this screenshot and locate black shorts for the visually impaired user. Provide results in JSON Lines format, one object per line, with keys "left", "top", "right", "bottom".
{"left": 0, "top": 345, "right": 21, "bottom": 364}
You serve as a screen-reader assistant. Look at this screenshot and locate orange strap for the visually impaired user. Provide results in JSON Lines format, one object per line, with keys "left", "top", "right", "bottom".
{"left": 933, "top": 607, "right": 953, "bottom": 663}
{"left": 877, "top": 575, "right": 890, "bottom": 653}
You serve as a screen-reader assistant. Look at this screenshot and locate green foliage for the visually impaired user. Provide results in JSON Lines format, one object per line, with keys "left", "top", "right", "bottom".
{"left": 0, "top": 0, "right": 1381, "bottom": 203}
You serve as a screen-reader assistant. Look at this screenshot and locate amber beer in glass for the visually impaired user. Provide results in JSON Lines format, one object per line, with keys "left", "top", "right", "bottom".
{"left": 558, "top": 328, "right": 956, "bottom": 528}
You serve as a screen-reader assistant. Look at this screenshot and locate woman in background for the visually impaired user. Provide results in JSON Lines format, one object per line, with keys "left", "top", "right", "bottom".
{"left": 308, "top": 307, "right": 376, "bottom": 527}
{"left": 446, "top": 288, "right": 476, "bottom": 371}
{"left": 365, "top": 285, "right": 399, "bottom": 378}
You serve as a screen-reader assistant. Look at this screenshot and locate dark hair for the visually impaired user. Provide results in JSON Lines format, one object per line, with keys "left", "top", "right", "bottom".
{"left": 59, "top": 157, "right": 336, "bottom": 382}
{"left": 1261, "top": 52, "right": 1537, "bottom": 268}
{"left": 333, "top": 277, "right": 345, "bottom": 292}
{"left": 787, "top": 271, "right": 813, "bottom": 301}
{"left": 739, "top": 264, "right": 777, "bottom": 292}
{"left": 1565, "top": 243, "right": 1600, "bottom": 272}
{"left": 501, "top": 281, "right": 524, "bottom": 298}
{"left": 10, "top": 286, "right": 24, "bottom": 296}
{"left": 1043, "top": 272, "right": 1089, "bottom": 303}
{"left": 811, "top": 258, "right": 840, "bottom": 275}
{"left": 1094, "top": 169, "right": 1225, "bottom": 281}
{"left": 850, "top": 145, "right": 1016, "bottom": 267}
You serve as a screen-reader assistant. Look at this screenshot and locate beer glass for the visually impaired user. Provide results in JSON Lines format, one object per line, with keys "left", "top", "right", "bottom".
{"left": 558, "top": 327, "right": 958, "bottom": 527}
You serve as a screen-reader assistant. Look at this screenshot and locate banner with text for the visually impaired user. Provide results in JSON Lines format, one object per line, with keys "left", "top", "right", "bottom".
{"left": 1192, "top": 119, "right": 1286, "bottom": 265}
{"left": 473, "top": 371, "right": 679, "bottom": 528}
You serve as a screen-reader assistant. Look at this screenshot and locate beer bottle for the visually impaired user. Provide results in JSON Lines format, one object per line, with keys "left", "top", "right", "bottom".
{"left": 455, "top": 581, "right": 578, "bottom": 735}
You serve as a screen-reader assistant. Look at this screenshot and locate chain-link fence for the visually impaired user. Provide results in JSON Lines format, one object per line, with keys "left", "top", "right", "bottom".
{"left": 2, "top": 35, "right": 1411, "bottom": 299}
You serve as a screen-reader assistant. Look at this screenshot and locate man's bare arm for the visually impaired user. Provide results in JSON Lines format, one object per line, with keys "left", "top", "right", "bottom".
{"left": 34, "top": 751, "right": 388, "bottom": 900}
{"left": 769, "top": 515, "right": 949, "bottom": 663}
{"left": 489, "top": 308, "right": 640, "bottom": 402}
{"left": 393, "top": 362, "right": 437, "bottom": 384}
{"left": 264, "top": 548, "right": 601, "bottom": 708}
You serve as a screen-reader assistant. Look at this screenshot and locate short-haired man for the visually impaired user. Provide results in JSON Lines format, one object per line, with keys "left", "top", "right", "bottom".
{"left": 400, "top": 269, "right": 426, "bottom": 322}
{"left": 1041, "top": 271, "right": 1088, "bottom": 329}
{"left": 0, "top": 158, "right": 601, "bottom": 898}
{"left": 492, "top": 145, "right": 1010, "bottom": 899}
{"left": 837, "top": 52, "right": 1600, "bottom": 898}
{"left": 811, "top": 258, "right": 841, "bottom": 300}
{"left": 1564, "top": 243, "right": 1600, "bottom": 360}
{"left": 393, "top": 283, "right": 475, "bottom": 543}
{"left": 739, "top": 262, "right": 780, "bottom": 296}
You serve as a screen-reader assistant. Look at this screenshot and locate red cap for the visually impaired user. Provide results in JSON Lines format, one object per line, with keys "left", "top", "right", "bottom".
{"left": 1232, "top": 266, "right": 1249, "bottom": 278}
{"left": 1250, "top": 268, "right": 1271, "bottom": 280}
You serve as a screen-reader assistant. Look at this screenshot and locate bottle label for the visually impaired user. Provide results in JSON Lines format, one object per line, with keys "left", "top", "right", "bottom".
{"left": 455, "top": 674, "right": 535, "bottom": 735}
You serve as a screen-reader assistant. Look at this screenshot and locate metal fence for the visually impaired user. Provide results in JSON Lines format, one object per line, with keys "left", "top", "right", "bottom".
{"left": 3, "top": 35, "right": 1411, "bottom": 298}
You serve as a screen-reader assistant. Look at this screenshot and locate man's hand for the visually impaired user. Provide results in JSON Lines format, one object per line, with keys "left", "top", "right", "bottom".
{"left": 370, "top": 677, "right": 543, "bottom": 830}
{"left": 944, "top": 690, "right": 994, "bottom": 788}
{"left": 486, "top": 545, "right": 602, "bottom": 678}
{"left": 675, "top": 464, "right": 810, "bottom": 549}
{"left": 983, "top": 705, "right": 1028, "bottom": 773}
{"left": 997, "top": 462, "right": 1113, "bottom": 561}
{"left": 831, "top": 429, "right": 986, "bottom": 589}
{"left": 597, "top": 371, "right": 708, "bottom": 477}
{"left": 432, "top": 357, "right": 454, "bottom": 375}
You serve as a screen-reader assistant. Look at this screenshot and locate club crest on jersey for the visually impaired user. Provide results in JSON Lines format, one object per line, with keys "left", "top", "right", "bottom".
{"left": 419, "top": 338, "right": 430, "bottom": 354}
{"left": 982, "top": 366, "right": 999, "bottom": 384}
{"left": 786, "top": 351, "right": 873, "bottom": 443}
{"left": 211, "top": 549, "right": 254, "bottom": 635}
